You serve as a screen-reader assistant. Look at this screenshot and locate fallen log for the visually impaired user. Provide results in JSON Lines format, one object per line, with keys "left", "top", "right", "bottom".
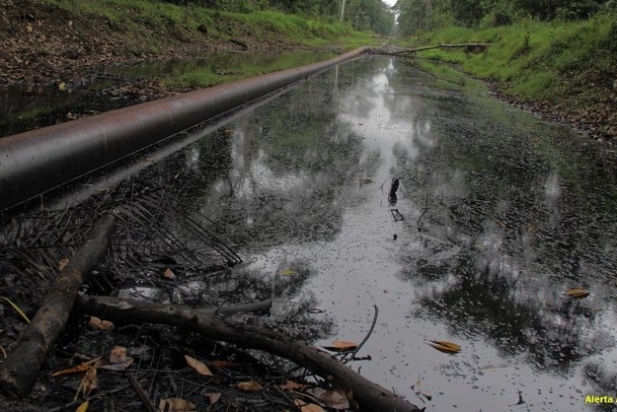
{"left": 78, "top": 295, "right": 424, "bottom": 412}
{"left": 0, "top": 213, "right": 117, "bottom": 398}
{"left": 392, "top": 42, "right": 491, "bottom": 55}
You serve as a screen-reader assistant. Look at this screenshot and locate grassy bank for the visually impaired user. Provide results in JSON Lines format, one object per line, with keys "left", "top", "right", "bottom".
{"left": 402, "top": 14, "right": 617, "bottom": 138}
{"left": 45, "top": 0, "right": 376, "bottom": 52}
{"left": 0, "top": 0, "right": 379, "bottom": 87}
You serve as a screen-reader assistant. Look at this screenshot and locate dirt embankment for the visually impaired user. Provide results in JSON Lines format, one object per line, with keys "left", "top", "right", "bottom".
{"left": 0, "top": 0, "right": 296, "bottom": 88}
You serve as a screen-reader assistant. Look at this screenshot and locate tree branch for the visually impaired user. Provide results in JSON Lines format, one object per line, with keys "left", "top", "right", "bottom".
{"left": 77, "top": 295, "right": 424, "bottom": 412}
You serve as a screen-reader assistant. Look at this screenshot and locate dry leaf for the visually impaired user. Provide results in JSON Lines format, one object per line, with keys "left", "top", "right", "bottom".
{"left": 236, "top": 381, "right": 263, "bottom": 392}
{"left": 279, "top": 269, "right": 297, "bottom": 276}
{"left": 428, "top": 340, "right": 461, "bottom": 354}
{"left": 109, "top": 346, "right": 130, "bottom": 363}
{"left": 305, "top": 387, "right": 350, "bottom": 409}
{"left": 566, "top": 287, "right": 589, "bottom": 299}
{"left": 294, "top": 399, "right": 326, "bottom": 412}
{"left": 75, "top": 367, "right": 98, "bottom": 399}
{"left": 76, "top": 400, "right": 89, "bottom": 412}
{"left": 164, "top": 268, "right": 176, "bottom": 279}
{"left": 58, "top": 82, "right": 67, "bottom": 91}
{"left": 99, "top": 346, "right": 133, "bottom": 371}
{"left": 88, "top": 316, "right": 114, "bottom": 330}
{"left": 52, "top": 363, "right": 91, "bottom": 377}
{"left": 279, "top": 380, "right": 308, "bottom": 391}
{"left": 158, "top": 398, "right": 196, "bottom": 412}
{"left": 322, "top": 340, "right": 358, "bottom": 353}
{"left": 185, "top": 355, "right": 213, "bottom": 377}
{"left": 209, "top": 359, "right": 241, "bottom": 369}
{"left": 58, "top": 258, "right": 69, "bottom": 270}
{"left": 204, "top": 392, "right": 221, "bottom": 405}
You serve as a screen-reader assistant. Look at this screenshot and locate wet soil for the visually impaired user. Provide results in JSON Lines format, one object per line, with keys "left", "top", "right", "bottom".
{"left": 0, "top": 0, "right": 323, "bottom": 88}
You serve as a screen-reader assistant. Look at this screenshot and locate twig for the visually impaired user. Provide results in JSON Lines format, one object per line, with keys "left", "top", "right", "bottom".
{"left": 47, "top": 384, "right": 131, "bottom": 412}
{"left": 345, "top": 305, "right": 379, "bottom": 361}
{"left": 416, "top": 207, "right": 429, "bottom": 226}
{"left": 78, "top": 296, "right": 422, "bottom": 412}
{"left": 271, "top": 384, "right": 296, "bottom": 406}
{"left": 127, "top": 373, "right": 158, "bottom": 412}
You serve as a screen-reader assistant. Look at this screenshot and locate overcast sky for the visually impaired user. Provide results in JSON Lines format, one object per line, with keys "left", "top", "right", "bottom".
{"left": 382, "top": 0, "right": 397, "bottom": 7}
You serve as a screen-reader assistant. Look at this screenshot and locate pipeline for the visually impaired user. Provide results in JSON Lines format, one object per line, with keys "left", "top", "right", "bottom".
{"left": 0, "top": 47, "right": 369, "bottom": 212}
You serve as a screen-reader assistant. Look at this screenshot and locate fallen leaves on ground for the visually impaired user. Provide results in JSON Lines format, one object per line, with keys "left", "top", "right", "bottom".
{"left": 322, "top": 340, "right": 358, "bottom": 353}
{"left": 566, "top": 287, "right": 589, "bottom": 299}
{"left": 58, "top": 257, "right": 69, "bottom": 270}
{"left": 279, "top": 269, "right": 297, "bottom": 276}
{"left": 75, "top": 400, "right": 89, "bottom": 412}
{"left": 88, "top": 316, "right": 114, "bottom": 330}
{"left": 428, "top": 340, "right": 461, "bottom": 354}
{"left": 279, "top": 380, "right": 309, "bottom": 391}
{"left": 164, "top": 268, "right": 176, "bottom": 279}
{"left": 185, "top": 355, "right": 213, "bottom": 377}
{"left": 305, "top": 387, "right": 350, "bottom": 410}
{"left": 236, "top": 381, "right": 263, "bottom": 392}
{"left": 204, "top": 392, "right": 221, "bottom": 406}
{"left": 294, "top": 399, "right": 326, "bottom": 412}
{"left": 99, "top": 346, "right": 133, "bottom": 371}
{"left": 74, "top": 367, "right": 98, "bottom": 400}
{"left": 51, "top": 358, "right": 101, "bottom": 378}
{"left": 158, "top": 398, "right": 196, "bottom": 412}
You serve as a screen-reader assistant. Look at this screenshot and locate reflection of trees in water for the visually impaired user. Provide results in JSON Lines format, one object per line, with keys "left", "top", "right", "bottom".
{"left": 418, "top": 256, "right": 610, "bottom": 374}
{"left": 383, "top": 70, "right": 617, "bottom": 375}
{"left": 400, "top": 79, "right": 617, "bottom": 281}
{"left": 185, "top": 68, "right": 368, "bottom": 248}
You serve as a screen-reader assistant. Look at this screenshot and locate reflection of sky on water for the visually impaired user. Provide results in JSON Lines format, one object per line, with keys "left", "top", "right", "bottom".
{"left": 165, "top": 57, "right": 617, "bottom": 411}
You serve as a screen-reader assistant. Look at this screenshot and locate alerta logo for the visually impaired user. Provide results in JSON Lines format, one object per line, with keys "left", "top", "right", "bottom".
{"left": 585, "top": 395, "right": 615, "bottom": 404}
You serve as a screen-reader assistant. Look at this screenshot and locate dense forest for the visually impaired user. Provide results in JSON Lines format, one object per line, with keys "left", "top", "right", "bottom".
{"left": 395, "top": 0, "right": 617, "bottom": 36}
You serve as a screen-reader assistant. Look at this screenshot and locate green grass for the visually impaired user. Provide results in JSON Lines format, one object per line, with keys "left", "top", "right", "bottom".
{"left": 165, "top": 51, "right": 337, "bottom": 88}
{"left": 403, "top": 13, "right": 617, "bottom": 109}
{"left": 45, "top": 0, "right": 375, "bottom": 54}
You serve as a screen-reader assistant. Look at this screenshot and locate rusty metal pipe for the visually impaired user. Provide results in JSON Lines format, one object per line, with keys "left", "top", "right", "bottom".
{"left": 0, "top": 47, "right": 369, "bottom": 212}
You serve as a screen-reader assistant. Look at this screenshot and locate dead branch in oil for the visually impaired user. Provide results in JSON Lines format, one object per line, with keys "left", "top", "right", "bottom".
{"left": 127, "top": 373, "right": 158, "bottom": 412}
{"left": 0, "top": 213, "right": 117, "bottom": 398}
{"left": 78, "top": 295, "right": 424, "bottom": 412}
{"left": 345, "top": 304, "right": 379, "bottom": 362}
